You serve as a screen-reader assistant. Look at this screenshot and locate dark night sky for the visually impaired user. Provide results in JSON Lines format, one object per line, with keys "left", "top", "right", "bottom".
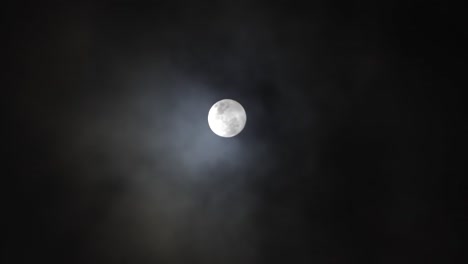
{"left": 4, "top": 1, "right": 466, "bottom": 263}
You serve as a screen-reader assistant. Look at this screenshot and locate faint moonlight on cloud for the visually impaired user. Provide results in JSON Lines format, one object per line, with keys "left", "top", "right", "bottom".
{"left": 208, "top": 99, "right": 247, "bottom": 137}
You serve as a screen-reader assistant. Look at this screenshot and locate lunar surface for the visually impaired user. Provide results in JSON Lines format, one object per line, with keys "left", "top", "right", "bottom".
{"left": 208, "top": 99, "right": 246, "bottom": 137}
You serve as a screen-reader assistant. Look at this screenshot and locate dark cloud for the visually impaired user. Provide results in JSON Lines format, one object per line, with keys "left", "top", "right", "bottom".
{"left": 5, "top": 1, "right": 465, "bottom": 263}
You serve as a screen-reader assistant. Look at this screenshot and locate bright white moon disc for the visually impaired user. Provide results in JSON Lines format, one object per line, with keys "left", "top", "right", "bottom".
{"left": 208, "top": 99, "right": 246, "bottom": 137}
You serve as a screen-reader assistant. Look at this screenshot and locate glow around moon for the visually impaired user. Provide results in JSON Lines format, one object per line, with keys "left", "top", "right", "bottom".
{"left": 208, "top": 99, "right": 247, "bottom": 137}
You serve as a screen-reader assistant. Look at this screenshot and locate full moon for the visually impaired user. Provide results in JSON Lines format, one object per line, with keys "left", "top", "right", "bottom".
{"left": 208, "top": 99, "right": 247, "bottom": 137}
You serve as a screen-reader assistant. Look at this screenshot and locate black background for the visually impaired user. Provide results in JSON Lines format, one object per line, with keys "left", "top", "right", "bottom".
{"left": 5, "top": 1, "right": 466, "bottom": 263}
